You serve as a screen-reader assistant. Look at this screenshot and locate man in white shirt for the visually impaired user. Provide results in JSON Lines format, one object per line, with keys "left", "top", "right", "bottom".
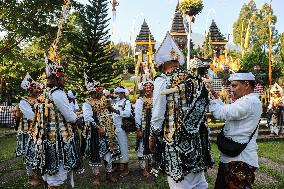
{"left": 39, "top": 59, "right": 80, "bottom": 189}
{"left": 209, "top": 70, "right": 262, "bottom": 189}
{"left": 111, "top": 86, "right": 131, "bottom": 176}
{"left": 17, "top": 73, "right": 43, "bottom": 186}
{"left": 135, "top": 81, "right": 154, "bottom": 177}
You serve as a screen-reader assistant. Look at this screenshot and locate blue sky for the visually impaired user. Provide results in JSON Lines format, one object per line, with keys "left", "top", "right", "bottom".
{"left": 79, "top": 0, "right": 283, "bottom": 45}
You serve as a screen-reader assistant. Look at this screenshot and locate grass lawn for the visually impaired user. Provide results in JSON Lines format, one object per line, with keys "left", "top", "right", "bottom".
{"left": 258, "top": 141, "right": 284, "bottom": 164}
{"left": 0, "top": 134, "right": 17, "bottom": 162}
{"left": 0, "top": 130, "right": 283, "bottom": 188}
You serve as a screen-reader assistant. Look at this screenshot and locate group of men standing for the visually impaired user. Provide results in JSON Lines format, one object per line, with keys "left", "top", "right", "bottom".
{"left": 15, "top": 32, "right": 262, "bottom": 189}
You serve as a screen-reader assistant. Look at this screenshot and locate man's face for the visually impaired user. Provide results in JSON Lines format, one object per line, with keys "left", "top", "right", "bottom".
{"left": 144, "top": 85, "right": 153, "bottom": 96}
{"left": 91, "top": 92, "right": 102, "bottom": 99}
{"left": 163, "top": 61, "right": 180, "bottom": 74}
{"left": 47, "top": 76, "right": 64, "bottom": 88}
{"left": 254, "top": 65, "right": 261, "bottom": 72}
{"left": 31, "top": 87, "right": 42, "bottom": 97}
{"left": 231, "top": 80, "right": 250, "bottom": 99}
{"left": 115, "top": 92, "right": 125, "bottom": 99}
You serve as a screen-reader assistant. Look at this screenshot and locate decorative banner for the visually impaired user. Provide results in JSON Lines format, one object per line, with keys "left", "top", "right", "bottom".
{"left": 112, "top": 0, "right": 119, "bottom": 19}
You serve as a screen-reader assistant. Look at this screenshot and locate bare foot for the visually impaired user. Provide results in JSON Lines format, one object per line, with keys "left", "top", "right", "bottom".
{"left": 141, "top": 169, "right": 150, "bottom": 177}
{"left": 92, "top": 176, "right": 101, "bottom": 186}
{"left": 106, "top": 173, "right": 117, "bottom": 183}
{"left": 120, "top": 169, "right": 129, "bottom": 177}
{"left": 28, "top": 176, "right": 42, "bottom": 187}
{"left": 118, "top": 164, "right": 124, "bottom": 172}
{"left": 47, "top": 185, "right": 60, "bottom": 189}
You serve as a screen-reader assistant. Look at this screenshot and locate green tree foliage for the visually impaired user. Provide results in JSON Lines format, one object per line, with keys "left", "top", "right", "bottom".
{"left": 232, "top": 0, "right": 277, "bottom": 51}
{"left": 65, "top": 0, "right": 118, "bottom": 98}
{"left": 279, "top": 33, "right": 284, "bottom": 61}
{"left": 203, "top": 34, "right": 213, "bottom": 59}
{"left": 233, "top": 0, "right": 257, "bottom": 47}
{"left": 114, "top": 42, "right": 133, "bottom": 58}
{"left": 0, "top": 0, "right": 64, "bottom": 57}
{"left": 240, "top": 47, "right": 283, "bottom": 85}
{"left": 254, "top": 3, "right": 278, "bottom": 50}
{"left": 241, "top": 47, "right": 267, "bottom": 72}
{"left": 0, "top": 0, "right": 67, "bottom": 103}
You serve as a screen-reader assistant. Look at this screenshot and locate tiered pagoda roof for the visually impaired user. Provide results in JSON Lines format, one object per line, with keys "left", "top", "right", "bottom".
{"left": 208, "top": 20, "right": 228, "bottom": 44}
{"left": 170, "top": 4, "right": 187, "bottom": 35}
{"left": 135, "top": 20, "right": 155, "bottom": 44}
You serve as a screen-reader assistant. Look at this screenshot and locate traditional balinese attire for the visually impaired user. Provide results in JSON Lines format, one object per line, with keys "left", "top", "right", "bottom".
{"left": 267, "top": 83, "right": 284, "bottom": 135}
{"left": 150, "top": 33, "right": 213, "bottom": 189}
{"left": 135, "top": 81, "right": 154, "bottom": 170}
{"left": 82, "top": 74, "right": 120, "bottom": 176}
{"left": 112, "top": 87, "right": 131, "bottom": 164}
{"left": 16, "top": 73, "right": 43, "bottom": 179}
{"left": 210, "top": 72, "right": 262, "bottom": 189}
{"left": 26, "top": 60, "right": 81, "bottom": 188}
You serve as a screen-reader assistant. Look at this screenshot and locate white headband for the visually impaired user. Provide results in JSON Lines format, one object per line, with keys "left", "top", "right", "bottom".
{"left": 103, "top": 89, "right": 110, "bottom": 95}
{"left": 228, "top": 72, "right": 255, "bottom": 81}
{"left": 138, "top": 81, "right": 154, "bottom": 90}
{"left": 114, "top": 87, "right": 126, "bottom": 93}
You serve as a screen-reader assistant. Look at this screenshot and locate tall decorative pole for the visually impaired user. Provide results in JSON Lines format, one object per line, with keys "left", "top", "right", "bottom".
{"left": 179, "top": 0, "right": 204, "bottom": 70}
{"left": 268, "top": 0, "right": 273, "bottom": 86}
{"left": 186, "top": 16, "right": 193, "bottom": 70}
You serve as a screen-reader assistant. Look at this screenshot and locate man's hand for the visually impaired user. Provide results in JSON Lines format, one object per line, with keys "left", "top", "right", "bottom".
{"left": 149, "top": 137, "right": 156, "bottom": 153}
{"left": 108, "top": 106, "right": 120, "bottom": 114}
{"left": 136, "top": 129, "right": 143, "bottom": 138}
{"left": 98, "top": 127, "right": 105, "bottom": 137}
{"left": 75, "top": 116, "right": 84, "bottom": 130}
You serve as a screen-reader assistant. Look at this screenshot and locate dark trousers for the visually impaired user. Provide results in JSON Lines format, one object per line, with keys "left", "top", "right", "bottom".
{"left": 214, "top": 161, "right": 256, "bottom": 189}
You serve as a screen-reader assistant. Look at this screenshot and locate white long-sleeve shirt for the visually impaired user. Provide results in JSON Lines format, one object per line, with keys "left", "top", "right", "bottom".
{"left": 82, "top": 102, "right": 94, "bottom": 123}
{"left": 151, "top": 75, "right": 168, "bottom": 132}
{"left": 134, "top": 97, "right": 143, "bottom": 129}
{"left": 19, "top": 99, "right": 34, "bottom": 120}
{"left": 209, "top": 93, "right": 262, "bottom": 167}
{"left": 50, "top": 89, "right": 77, "bottom": 123}
{"left": 69, "top": 100, "right": 80, "bottom": 112}
{"left": 112, "top": 98, "right": 131, "bottom": 131}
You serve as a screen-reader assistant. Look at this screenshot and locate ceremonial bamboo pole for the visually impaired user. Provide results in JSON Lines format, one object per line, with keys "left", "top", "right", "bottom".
{"left": 268, "top": 0, "right": 273, "bottom": 85}
{"left": 186, "top": 16, "right": 193, "bottom": 70}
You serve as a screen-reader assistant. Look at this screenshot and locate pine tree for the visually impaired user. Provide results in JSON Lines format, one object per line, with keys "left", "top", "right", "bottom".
{"left": 66, "top": 0, "right": 118, "bottom": 96}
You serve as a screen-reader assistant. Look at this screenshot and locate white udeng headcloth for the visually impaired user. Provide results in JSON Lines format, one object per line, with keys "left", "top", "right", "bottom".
{"left": 155, "top": 32, "right": 185, "bottom": 66}
{"left": 114, "top": 87, "right": 126, "bottom": 93}
{"left": 228, "top": 72, "right": 255, "bottom": 81}
{"left": 103, "top": 89, "right": 110, "bottom": 95}
{"left": 84, "top": 73, "right": 100, "bottom": 92}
